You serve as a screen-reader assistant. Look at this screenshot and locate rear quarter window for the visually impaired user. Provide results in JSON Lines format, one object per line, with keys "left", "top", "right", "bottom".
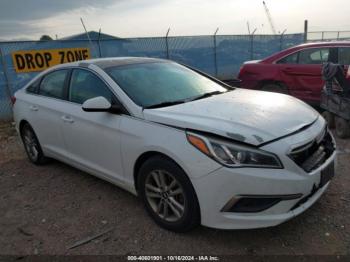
{"left": 26, "top": 79, "right": 40, "bottom": 93}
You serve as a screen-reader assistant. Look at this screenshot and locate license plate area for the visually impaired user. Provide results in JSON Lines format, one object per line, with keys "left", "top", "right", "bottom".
{"left": 320, "top": 161, "right": 335, "bottom": 187}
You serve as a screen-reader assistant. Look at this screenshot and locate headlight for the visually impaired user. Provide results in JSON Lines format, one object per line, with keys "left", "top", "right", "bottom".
{"left": 187, "top": 132, "right": 283, "bottom": 168}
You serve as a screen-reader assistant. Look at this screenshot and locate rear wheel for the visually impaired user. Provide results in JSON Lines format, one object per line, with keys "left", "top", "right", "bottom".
{"left": 261, "top": 83, "right": 288, "bottom": 94}
{"left": 137, "top": 156, "right": 200, "bottom": 232}
{"left": 20, "top": 123, "right": 49, "bottom": 165}
{"left": 321, "top": 111, "right": 335, "bottom": 129}
{"left": 335, "top": 116, "right": 350, "bottom": 139}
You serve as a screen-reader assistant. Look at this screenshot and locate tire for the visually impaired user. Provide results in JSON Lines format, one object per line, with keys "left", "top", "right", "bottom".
{"left": 20, "top": 123, "right": 49, "bottom": 165}
{"left": 261, "top": 83, "right": 288, "bottom": 94}
{"left": 321, "top": 111, "right": 335, "bottom": 129}
{"left": 137, "top": 156, "right": 200, "bottom": 232}
{"left": 335, "top": 116, "right": 350, "bottom": 139}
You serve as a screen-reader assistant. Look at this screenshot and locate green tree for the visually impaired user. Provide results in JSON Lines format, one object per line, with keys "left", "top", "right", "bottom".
{"left": 39, "top": 35, "right": 53, "bottom": 41}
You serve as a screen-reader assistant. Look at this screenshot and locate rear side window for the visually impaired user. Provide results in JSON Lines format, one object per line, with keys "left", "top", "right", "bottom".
{"left": 277, "top": 52, "right": 299, "bottom": 64}
{"left": 39, "top": 70, "right": 68, "bottom": 99}
{"left": 299, "top": 48, "right": 329, "bottom": 64}
{"left": 338, "top": 47, "right": 350, "bottom": 65}
{"left": 69, "top": 69, "right": 112, "bottom": 104}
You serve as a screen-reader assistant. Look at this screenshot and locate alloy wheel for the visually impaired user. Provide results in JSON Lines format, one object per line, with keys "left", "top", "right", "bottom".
{"left": 145, "top": 170, "right": 186, "bottom": 222}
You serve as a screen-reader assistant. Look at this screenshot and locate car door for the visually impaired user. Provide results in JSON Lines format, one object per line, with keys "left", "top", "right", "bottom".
{"left": 337, "top": 46, "right": 350, "bottom": 68}
{"left": 59, "top": 68, "right": 125, "bottom": 183}
{"left": 25, "top": 69, "right": 70, "bottom": 156}
{"left": 277, "top": 47, "right": 331, "bottom": 103}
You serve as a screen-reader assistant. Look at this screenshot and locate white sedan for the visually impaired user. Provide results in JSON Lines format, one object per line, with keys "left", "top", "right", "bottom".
{"left": 13, "top": 57, "right": 336, "bottom": 232}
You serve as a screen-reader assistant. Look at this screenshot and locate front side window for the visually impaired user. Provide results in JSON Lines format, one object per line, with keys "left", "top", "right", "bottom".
{"left": 299, "top": 48, "right": 330, "bottom": 64}
{"left": 277, "top": 52, "right": 299, "bottom": 64}
{"left": 338, "top": 47, "right": 350, "bottom": 65}
{"left": 39, "top": 70, "right": 68, "bottom": 99}
{"left": 69, "top": 69, "right": 113, "bottom": 104}
{"left": 106, "top": 62, "right": 227, "bottom": 108}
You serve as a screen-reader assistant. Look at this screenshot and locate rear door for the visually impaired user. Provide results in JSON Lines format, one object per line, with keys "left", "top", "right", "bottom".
{"left": 336, "top": 46, "right": 350, "bottom": 87}
{"left": 59, "top": 68, "right": 125, "bottom": 183}
{"left": 24, "top": 69, "right": 70, "bottom": 156}
{"left": 277, "top": 47, "right": 331, "bottom": 103}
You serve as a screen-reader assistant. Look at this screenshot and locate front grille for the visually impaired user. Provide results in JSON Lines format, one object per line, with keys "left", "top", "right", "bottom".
{"left": 289, "top": 129, "right": 335, "bottom": 173}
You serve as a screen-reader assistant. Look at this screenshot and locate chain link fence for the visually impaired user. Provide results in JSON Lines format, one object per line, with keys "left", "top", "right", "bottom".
{"left": 0, "top": 33, "right": 304, "bottom": 120}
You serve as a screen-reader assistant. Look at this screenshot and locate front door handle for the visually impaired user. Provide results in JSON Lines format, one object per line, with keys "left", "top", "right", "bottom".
{"left": 282, "top": 67, "right": 295, "bottom": 74}
{"left": 61, "top": 115, "right": 74, "bottom": 123}
{"left": 29, "top": 105, "right": 38, "bottom": 111}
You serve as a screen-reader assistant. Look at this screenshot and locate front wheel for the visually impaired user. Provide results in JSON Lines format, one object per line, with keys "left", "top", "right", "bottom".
{"left": 137, "top": 156, "right": 200, "bottom": 232}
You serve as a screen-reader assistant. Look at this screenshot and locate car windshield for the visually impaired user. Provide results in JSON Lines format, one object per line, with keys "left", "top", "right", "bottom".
{"left": 105, "top": 62, "right": 228, "bottom": 108}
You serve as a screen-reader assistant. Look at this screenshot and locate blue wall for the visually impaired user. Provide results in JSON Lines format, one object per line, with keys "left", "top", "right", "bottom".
{"left": 0, "top": 33, "right": 304, "bottom": 120}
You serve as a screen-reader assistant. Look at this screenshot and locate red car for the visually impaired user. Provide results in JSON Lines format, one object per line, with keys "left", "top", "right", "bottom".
{"left": 238, "top": 41, "right": 350, "bottom": 105}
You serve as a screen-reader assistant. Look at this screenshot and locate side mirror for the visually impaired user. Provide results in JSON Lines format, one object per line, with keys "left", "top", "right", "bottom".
{"left": 82, "top": 96, "right": 112, "bottom": 112}
{"left": 82, "top": 96, "right": 124, "bottom": 114}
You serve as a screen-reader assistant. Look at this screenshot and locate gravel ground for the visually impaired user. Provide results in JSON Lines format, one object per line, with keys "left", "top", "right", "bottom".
{"left": 0, "top": 121, "right": 350, "bottom": 256}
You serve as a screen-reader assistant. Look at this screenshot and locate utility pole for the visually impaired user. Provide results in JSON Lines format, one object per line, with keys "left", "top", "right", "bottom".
{"left": 165, "top": 28, "right": 170, "bottom": 59}
{"left": 304, "top": 20, "right": 308, "bottom": 42}
{"left": 280, "top": 29, "right": 287, "bottom": 50}
{"left": 97, "top": 28, "right": 102, "bottom": 57}
{"left": 214, "top": 28, "right": 219, "bottom": 77}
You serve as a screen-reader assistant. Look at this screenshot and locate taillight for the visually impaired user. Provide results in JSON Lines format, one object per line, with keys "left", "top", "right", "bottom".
{"left": 10, "top": 96, "right": 16, "bottom": 105}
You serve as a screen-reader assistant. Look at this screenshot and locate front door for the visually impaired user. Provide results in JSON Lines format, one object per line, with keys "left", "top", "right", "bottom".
{"left": 60, "top": 68, "right": 125, "bottom": 183}
{"left": 278, "top": 47, "right": 331, "bottom": 103}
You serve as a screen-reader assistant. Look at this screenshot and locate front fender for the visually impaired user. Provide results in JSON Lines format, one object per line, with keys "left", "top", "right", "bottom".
{"left": 119, "top": 116, "right": 222, "bottom": 190}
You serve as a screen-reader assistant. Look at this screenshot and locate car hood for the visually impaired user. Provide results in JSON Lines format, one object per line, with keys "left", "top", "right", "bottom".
{"left": 143, "top": 89, "right": 319, "bottom": 146}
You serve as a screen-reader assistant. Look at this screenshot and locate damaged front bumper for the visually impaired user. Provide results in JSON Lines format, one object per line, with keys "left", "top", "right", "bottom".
{"left": 192, "top": 152, "right": 335, "bottom": 229}
{"left": 191, "top": 117, "right": 336, "bottom": 229}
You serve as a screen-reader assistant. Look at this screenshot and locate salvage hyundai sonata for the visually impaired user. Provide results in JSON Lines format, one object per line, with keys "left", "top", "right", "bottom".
{"left": 13, "top": 57, "right": 336, "bottom": 232}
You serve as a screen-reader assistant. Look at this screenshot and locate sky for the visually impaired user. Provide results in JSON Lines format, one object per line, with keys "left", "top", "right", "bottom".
{"left": 0, "top": 0, "right": 350, "bottom": 40}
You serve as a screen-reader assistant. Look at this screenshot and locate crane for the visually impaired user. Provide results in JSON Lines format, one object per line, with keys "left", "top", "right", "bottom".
{"left": 262, "top": 1, "right": 277, "bottom": 35}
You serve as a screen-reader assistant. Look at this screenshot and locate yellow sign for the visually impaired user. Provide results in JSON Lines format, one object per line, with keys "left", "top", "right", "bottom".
{"left": 12, "top": 47, "right": 91, "bottom": 73}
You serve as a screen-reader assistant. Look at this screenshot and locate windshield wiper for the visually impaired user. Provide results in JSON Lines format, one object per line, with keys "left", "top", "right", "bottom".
{"left": 144, "top": 90, "right": 227, "bottom": 109}
{"left": 144, "top": 100, "right": 186, "bottom": 109}
{"left": 189, "top": 90, "right": 225, "bottom": 101}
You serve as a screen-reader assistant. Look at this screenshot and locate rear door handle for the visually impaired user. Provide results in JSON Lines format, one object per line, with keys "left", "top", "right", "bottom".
{"left": 29, "top": 105, "right": 39, "bottom": 111}
{"left": 61, "top": 115, "right": 74, "bottom": 123}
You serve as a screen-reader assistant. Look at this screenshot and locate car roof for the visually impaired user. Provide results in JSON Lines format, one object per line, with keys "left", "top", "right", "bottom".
{"left": 294, "top": 41, "right": 350, "bottom": 48}
{"left": 51, "top": 57, "right": 168, "bottom": 70}
{"left": 262, "top": 41, "right": 350, "bottom": 63}
{"left": 87, "top": 57, "right": 169, "bottom": 69}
